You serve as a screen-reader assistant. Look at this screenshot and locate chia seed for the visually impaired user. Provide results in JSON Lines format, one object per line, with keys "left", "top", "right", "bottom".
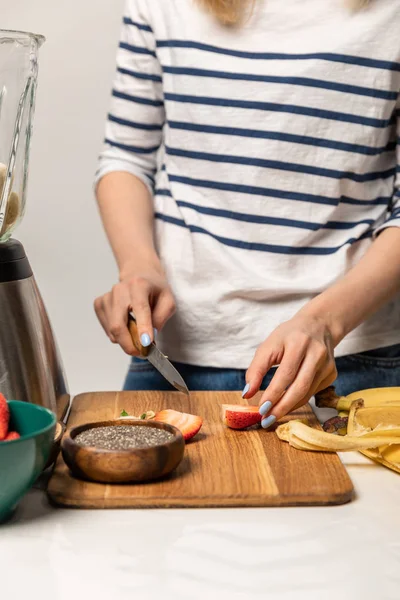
{"left": 75, "top": 425, "right": 174, "bottom": 451}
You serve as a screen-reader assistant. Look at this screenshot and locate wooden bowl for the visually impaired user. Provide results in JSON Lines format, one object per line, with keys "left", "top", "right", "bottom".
{"left": 45, "top": 421, "right": 66, "bottom": 470}
{"left": 61, "top": 420, "right": 185, "bottom": 483}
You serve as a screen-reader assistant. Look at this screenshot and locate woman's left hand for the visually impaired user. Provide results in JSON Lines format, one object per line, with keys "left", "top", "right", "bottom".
{"left": 244, "top": 313, "right": 338, "bottom": 428}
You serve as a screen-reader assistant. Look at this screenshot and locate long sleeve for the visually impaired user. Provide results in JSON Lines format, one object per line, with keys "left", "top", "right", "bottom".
{"left": 375, "top": 103, "right": 400, "bottom": 234}
{"left": 95, "top": 0, "right": 164, "bottom": 193}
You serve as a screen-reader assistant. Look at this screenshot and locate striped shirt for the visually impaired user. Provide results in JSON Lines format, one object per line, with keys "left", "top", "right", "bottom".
{"left": 96, "top": 0, "right": 400, "bottom": 368}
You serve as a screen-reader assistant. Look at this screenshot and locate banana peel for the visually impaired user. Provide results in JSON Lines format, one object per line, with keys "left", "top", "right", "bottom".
{"left": 346, "top": 398, "right": 400, "bottom": 473}
{"left": 378, "top": 446, "right": 400, "bottom": 474}
{"left": 348, "top": 400, "right": 400, "bottom": 436}
{"left": 323, "top": 415, "right": 348, "bottom": 435}
{"left": 277, "top": 390, "right": 400, "bottom": 475}
{"left": 276, "top": 419, "right": 400, "bottom": 452}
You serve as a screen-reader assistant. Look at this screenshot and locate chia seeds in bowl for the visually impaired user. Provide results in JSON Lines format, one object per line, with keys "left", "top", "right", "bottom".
{"left": 62, "top": 420, "right": 185, "bottom": 484}
{"left": 74, "top": 425, "right": 174, "bottom": 451}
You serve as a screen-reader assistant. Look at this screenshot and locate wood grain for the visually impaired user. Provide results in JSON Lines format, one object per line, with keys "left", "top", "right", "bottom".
{"left": 47, "top": 391, "right": 354, "bottom": 508}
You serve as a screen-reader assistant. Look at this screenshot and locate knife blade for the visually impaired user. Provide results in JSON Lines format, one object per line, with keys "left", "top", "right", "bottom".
{"left": 128, "top": 312, "right": 189, "bottom": 395}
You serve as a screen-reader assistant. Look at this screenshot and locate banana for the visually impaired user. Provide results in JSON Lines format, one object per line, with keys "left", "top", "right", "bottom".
{"left": 315, "top": 386, "right": 400, "bottom": 412}
{"left": 0, "top": 162, "right": 20, "bottom": 232}
{"left": 5, "top": 191, "right": 21, "bottom": 228}
{"left": 0, "top": 162, "right": 6, "bottom": 194}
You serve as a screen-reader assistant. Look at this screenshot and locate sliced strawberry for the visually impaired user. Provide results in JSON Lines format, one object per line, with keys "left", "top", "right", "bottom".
{"left": 4, "top": 431, "right": 20, "bottom": 442}
{"left": 222, "top": 404, "right": 262, "bottom": 430}
{"left": 155, "top": 409, "right": 202, "bottom": 441}
{"left": 0, "top": 393, "right": 9, "bottom": 440}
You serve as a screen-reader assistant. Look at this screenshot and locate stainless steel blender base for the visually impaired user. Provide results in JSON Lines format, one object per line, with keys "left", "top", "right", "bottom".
{"left": 0, "top": 268, "right": 68, "bottom": 414}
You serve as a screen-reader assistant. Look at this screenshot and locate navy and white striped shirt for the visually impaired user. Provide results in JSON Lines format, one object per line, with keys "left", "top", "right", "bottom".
{"left": 96, "top": 0, "right": 400, "bottom": 367}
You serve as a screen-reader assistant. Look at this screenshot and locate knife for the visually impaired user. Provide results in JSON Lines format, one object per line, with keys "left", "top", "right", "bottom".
{"left": 128, "top": 312, "right": 189, "bottom": 395}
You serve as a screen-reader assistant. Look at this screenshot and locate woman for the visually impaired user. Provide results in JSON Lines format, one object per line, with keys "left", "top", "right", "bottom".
{"left": 94, "top": 0, "right": 400, "bottom": 428}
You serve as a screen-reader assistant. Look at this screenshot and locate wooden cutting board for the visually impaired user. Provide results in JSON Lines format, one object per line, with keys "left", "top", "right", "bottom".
{"left": 57, "top": 393, "right": 70, "bottom": 422}
{"left": 47, "top": 391, "right": 354, "bottom": 508}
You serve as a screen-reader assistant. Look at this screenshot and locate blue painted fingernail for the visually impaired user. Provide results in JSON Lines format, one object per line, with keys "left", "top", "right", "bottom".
{"left": 261, "top": 415, "right": 277, "bottom": 430}
{"left": 259, "top": 401, "right": 272, "bottom": 416}
{"left": 140, "top": 333, "right": 151, "bottom": 347}
{"left": 242, "top": 383, "right": 250, "bottom": 398}
{"left": 153, "top": 328, "right": 158, "bottom": 339}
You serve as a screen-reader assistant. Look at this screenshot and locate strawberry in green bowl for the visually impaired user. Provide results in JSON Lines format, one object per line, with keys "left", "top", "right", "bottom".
{"left": 0, "top": 396, "right": 56, "bottom": 523}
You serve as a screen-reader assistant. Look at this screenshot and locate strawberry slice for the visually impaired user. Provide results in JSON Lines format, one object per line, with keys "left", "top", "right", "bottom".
{"left": 4, "top": 431, "right": 20, "bottom": 442}
{"left": 222, "top": 404, "right": 262, "bottom": 430}
{"left": 155, "top": 409, "right": 202, "bottom": 441}
{"left": 0, "top": 393, "right": 10, "bottom": 440}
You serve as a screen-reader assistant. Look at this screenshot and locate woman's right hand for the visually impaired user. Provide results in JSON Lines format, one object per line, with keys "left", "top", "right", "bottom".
{"left": 94, "top": 262, "right": 176, "bottom": 355}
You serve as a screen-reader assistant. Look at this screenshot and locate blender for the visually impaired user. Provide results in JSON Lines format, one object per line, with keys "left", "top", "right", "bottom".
{"left": 0, "top": 30, "right": 68, "bottom": 414}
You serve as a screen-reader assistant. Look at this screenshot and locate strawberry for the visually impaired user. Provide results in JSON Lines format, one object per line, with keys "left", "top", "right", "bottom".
{"left": 155, "top": 409, "right": 203, "bottom": 441}
{"left": 222, "top": 404, "right": 262, "bottom": 430}
{"left": 0, "top": 393, "right": 9, "bottom": 440}
{"left": 4, "top": 431, "right": 20, "bottom": 442}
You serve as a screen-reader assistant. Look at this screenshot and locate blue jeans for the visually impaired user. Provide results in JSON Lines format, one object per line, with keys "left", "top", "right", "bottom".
{"left": 123, "top": 344, "right": 400, "bottom": 396}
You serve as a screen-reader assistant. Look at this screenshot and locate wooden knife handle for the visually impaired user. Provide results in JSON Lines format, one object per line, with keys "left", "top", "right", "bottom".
{"left": 128, "top": 315, "right": 150, "bottom": 357}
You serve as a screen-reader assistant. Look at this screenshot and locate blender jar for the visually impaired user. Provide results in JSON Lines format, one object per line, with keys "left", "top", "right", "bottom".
{"left": 0, "top": 30, "right": 45, "bottom": 241}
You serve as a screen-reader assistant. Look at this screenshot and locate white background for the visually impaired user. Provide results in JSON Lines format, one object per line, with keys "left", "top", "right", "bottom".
{"left": 2, "top": 10, "right": 400, "bottom": 592}
{"left": 2, "top": 0, "right": 128, "bottom": 394}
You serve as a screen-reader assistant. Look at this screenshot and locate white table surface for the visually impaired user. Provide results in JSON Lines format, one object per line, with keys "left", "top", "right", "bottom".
{"left": 1, "top": 407, "right": 400, "bottom": 600}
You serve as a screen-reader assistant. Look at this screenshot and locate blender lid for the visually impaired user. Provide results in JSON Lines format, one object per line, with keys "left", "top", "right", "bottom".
{"left": 0, "top": 239, "right": 32, "bottom": 282}
{"left": 0, "top": 239, "right": 26, "bottom": 262}
{"left": 0, "top": 29, "right": 45, "bottom": 47}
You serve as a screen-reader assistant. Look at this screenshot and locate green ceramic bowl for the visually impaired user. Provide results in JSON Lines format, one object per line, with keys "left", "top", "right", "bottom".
{"left": 0, "top": 401, "right": 56, "bottom": 523}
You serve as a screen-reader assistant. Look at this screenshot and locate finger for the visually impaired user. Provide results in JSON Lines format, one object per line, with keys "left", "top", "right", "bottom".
{"left": 244, "top": 344, "right": 281, "bottom": 399}
{"left": 129, "top": 279, "right": 154, "bottom": 348}
{"left": 94, "top": 294, "right": 118, "bottom": 344}
{"left": 108, "top": 286, "right": 138, "bottom": 355}
{"left": 102, "top": 293, "right": 122, "bottom": 344}
{"left": 94, "top": 295, "right": 110, "bottom": 336}
{"left": 292, "top": 398, "right": 311, "bottom": 413}
{"left": 257, "top": 343, "right": 306, "bottom": 413}
{"left": 261, "top": 351, "right": 328, "bottom": 427}
{"left": 152, "top": 289, "right": 176, "bottom": 331}
{"left": 315, "top": 368, "right": 338, "bottom": 395}
{"left": 292, "top": 368, "right": 338, "bottom": 412}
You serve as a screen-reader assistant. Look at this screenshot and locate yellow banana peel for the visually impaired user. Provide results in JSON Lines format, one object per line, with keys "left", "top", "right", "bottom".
{"left": 379, "top": 445, "right": 400, "bottom": 474}
{"left": 348, "top": 399, "right": 400, "bottom": 436}
{"left": 276, "top": 419, "right": 400, "bottom": 453}
{"left": 277, "top": 390, "right": 400, "bottom": 475}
